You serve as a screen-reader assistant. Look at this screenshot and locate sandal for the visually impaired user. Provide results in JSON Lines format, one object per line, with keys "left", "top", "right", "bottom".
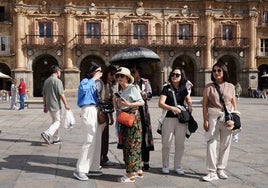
{"left": 134, "top": 172, "right": 143, "bottom": 178}
{"left": 118, "top": 175, "right": 135, "bottom": 183}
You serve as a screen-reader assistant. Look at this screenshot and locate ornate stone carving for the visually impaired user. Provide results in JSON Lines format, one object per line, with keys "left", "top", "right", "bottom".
{"left": 39, "top": 1, "right": 50, "bottom": 14}
{"left": 136, "top": 1, "right": 145, "bottom": 16}
{"left": 88, "top": 3, "right": 97, "bottom": 15}
{"left": 224, "top": 6, "right": 233, "bottom": 17}
{"left": 14, "top": 7, "right": 27, "bottom": 15}
{"left": 181, "top": 5, "right": 189, "bottom": 17}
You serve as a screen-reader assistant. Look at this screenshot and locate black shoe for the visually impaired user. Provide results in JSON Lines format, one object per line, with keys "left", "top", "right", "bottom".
{"left": 142, "top": 163, "right": 150, "bottom": 171}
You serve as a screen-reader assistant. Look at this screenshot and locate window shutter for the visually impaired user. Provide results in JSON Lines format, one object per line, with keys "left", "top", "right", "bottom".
{"left": 147, "top": 23, "right": 150, "bottom": 44}
{"left": 6, "top": 36, "right": 10, "bottom": 53}
{"left": 53, "top": 21, "right": 58, "bottom": 43}
{"left": 172, "top": 22, "right": 178, "bottom": 44}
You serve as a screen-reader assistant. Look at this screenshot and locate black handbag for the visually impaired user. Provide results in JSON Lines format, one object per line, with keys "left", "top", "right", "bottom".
{"left": 170, "top": 86, "right": 190, "bottom": 123}
{"left": 225, "top": 112, "right": 241, "bottom": 130}
{"left": 99, "top": 102, "right": 114, "bottom": 114}
{"left": 214, "top": 83, "right": 241, "bottom": 130}
{"left": 178, "top": 109, "right": 190, "bottom": 123}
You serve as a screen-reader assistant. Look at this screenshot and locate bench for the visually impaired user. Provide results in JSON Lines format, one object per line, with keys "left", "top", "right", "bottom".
{"left": 17, "top": 99, "right": 44, "bottom": 108}
{"left": 192, "top": 99, "right": 203, "bottom": 107}
{"left": 25, "top": 99, "right": 44, "bottom": 108}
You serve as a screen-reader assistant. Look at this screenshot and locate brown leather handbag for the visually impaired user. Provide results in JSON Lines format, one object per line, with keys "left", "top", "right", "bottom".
{"left": 116, "top": 111, "right": 135, "bottom": 127}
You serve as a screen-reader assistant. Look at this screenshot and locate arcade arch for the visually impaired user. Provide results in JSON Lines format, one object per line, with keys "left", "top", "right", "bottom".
{"left": 171, "top": 54, "right": 197, "bottom": 96}
{"left": 32, "top": 54, "right": 59, "bottom": 97}
{"left": 215, "top": 55, "right": 240, "bottom": 85}
{"left": 258, "top": 64, "right": 268, "bottom": 91}
{"left": 0, "top": 63, "right": 11, "bottom": 91}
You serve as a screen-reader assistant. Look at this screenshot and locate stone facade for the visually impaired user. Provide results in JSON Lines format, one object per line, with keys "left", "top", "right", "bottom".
{"left": 0, "top": 0, "right": 268, "bottom": 97}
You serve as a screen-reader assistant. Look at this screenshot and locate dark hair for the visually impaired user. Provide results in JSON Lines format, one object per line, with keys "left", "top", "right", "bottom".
{"left": 86, "top": 62, "right": 101, "bottom": 78}
{"left": 168, "top": 67, "right": 187, "bottom": 87}
{"left": 101, "top": 65, "right": 117, "bottom": 84}
{"left": 127, "top": 65, "right": 142, "bottom": 75}
{"left": 210, "top": 62, "right": 229, "bottom": 82}
{"left": 51, "top": 65, "right": 61, "bottom": 73}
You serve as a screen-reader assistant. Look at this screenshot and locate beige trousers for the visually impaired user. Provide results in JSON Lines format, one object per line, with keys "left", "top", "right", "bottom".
{"left": 205, "top": 108, "right": 232, "bottom": 173}
{"left": 161, "top": 117, "right": 187, "bottom": 170}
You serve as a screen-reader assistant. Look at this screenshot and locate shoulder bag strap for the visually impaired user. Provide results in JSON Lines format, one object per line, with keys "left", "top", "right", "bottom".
{"left": 214, "top": 82, "right": 229, "bottom": 115}
{"left": 170, "top": 85, "right": 178, "bottom": 107}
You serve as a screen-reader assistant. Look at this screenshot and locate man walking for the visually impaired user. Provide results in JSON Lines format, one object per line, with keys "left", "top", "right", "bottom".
{"left": 41, "top": 65, "right": 70, "bottom": 144}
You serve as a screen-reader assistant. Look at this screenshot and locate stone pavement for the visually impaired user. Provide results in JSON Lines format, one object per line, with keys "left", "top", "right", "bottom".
{"left": 0, "top": 97, "right": 267, "bottom": 188}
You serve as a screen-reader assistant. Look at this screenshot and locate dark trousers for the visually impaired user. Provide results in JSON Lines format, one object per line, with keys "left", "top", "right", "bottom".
{"left": 101, "top": 120, "right": 109, "bottom": 164}
{"left": 141, "top": 123, "right": 150, "bottom": 163}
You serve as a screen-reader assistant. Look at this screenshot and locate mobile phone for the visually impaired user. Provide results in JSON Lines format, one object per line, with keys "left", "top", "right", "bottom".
{"left": 114, "top": 93, "right": 125, "bottom": 100}
{"left": 114, "top": 93, "right": 121, "bottom": 98}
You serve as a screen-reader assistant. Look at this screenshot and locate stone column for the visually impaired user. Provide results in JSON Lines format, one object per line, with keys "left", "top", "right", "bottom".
{"left": 63, "top": 7, "right": 80, "bottom": 97}
{"left": 247, "top": 8, "right": 258, "bottom": 70}
{"left": 14, "top": 7, "right": 26, "bottom": 70}
{"left": 203, "top": 10, "right": 213, "bottom": 70}
{"left": 64, "top": 10, "right": 75, "bottom": 69}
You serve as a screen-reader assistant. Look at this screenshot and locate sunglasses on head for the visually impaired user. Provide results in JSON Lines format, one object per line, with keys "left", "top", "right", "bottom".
{"left": 95, "top": 69, "right": 102, "bottom": 73}
{"left": 212, "top": 69, "right": 222, "bottom": 73}
{"left": 171, "top": 73, "right": 181, "bottom": 77}
{"left": 115, "top": 74, "right": 125, "bottom": 78}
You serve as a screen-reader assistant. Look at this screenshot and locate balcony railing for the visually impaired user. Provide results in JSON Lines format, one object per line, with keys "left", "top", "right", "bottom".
{"left": 74, "top": 34, "right": 206, "bottom": 47}
{"left": 257, "top": 50, "right": 268, "bottom": 57}
{"left": 24, "top": 35, "right": 64, "bottom": 48}
{"left": 212, "top": 37, "right": 249, "bottom": 49}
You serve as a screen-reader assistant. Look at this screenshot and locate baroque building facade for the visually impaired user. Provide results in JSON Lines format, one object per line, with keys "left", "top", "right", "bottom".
{"left": 1, "top": 0, "right": 268, "bottom": 97}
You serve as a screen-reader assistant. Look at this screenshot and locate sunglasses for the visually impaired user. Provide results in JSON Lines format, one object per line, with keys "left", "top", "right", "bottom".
{"left": 212, "top": 69, "right": 222, "bottom": 73}
{"left": 115, "top": 74, "right": 125, "bottom": 78}
{"left": 171, "top": 73, "right": 181, "bottom": 77}
{"left": 95, "top": 69, "right": 102, "bottom": 73}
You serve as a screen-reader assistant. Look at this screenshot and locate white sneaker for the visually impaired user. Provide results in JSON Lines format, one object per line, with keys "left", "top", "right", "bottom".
{"left": 162, "top": 167, "right": 169, "bottom": 174}
{"left": 202, "top": 172, "right": 219, "bottom": 182}
{"left": 174, "top": 168, "right": 184, "bottom": 175}
{"left": 232, "top": 134, "right": 239, "bottom": 143}
{"left": 73, "top": 170, "right": 88, "bottom": 181}
{"left": 218, "top": 170, "right": 228, "bottom": 179}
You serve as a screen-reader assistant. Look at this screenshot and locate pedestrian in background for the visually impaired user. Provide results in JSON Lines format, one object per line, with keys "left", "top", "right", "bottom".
{"left": 100, "top": 65, "right": 117, "bottom": 166}
{"left": 18, "top": 78, "right": 26, "bottom": 110}
{"left": 235, "top": 82, "right": 242, "bottom": 100}
{"left": 74, "top": 62, "right": 104, "bottom": 181}
{"left": 10, "top": 79, "right": 18, "bottom": 110}
{"left": 41, "top": 65, "right": 70, "bottom": 145}
{"left": 202, "top": 62, "right": 237, "bottom": 182}
{"left": 130, "top": 66, "right": 154, "bottom": 171}
{"left": 186, "top": 80, "right": 193, "bottom": 96}
{"left": 158, "top": 67, "right": 192, "bottom": 175}
{"left": 114, "top": 67, "right": 144, "bottom": 183}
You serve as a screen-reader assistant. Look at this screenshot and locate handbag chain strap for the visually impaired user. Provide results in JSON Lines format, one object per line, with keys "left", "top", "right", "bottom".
{"left": 214, "top": 82, "right": 229, "bottom": 115}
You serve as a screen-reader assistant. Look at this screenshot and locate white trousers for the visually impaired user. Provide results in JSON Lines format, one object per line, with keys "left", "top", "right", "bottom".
{"left": 161, "top": 117, "right": 187, "bottom": 169}
{"left": 205, "top": 109, "right": 232, "bottom": 173}
{"left": 76, "top": 105, "right": 105, "bottom": 173}
{"left": 45, "top": 110, "right": 61, "bottom": 140}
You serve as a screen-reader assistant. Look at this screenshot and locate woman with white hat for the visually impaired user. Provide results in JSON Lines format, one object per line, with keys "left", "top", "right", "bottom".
{"left": 113, "top": 67, "right": 144, "bottom": 183}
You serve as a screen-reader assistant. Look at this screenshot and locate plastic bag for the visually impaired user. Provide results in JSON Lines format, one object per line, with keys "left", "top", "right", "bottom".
{"left": 64, "top": 110, "right": 75, "bottom": 128}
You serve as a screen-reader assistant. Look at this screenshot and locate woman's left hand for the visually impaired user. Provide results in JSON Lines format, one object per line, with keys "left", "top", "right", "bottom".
{"left": 117, "top": 98, "right": 129, "bottom": 107}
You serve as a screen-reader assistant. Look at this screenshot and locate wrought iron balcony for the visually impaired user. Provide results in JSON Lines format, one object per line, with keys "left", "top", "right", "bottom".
{"left": 212, "top": 37, "right": 249, "bottom": 49}
{"left": 74, "top": 34, "right": 206, "bottom": 48}
{"left": 23, "top": 35, "right": 64, "bottom": 48}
